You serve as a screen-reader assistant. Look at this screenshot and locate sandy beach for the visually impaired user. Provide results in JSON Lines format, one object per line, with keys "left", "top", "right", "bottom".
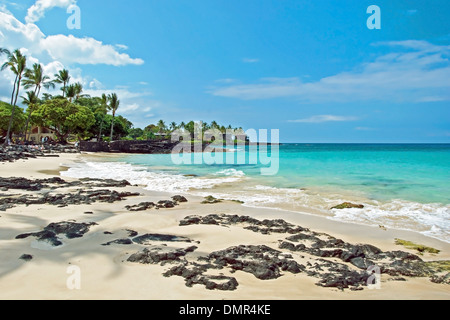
{"left": 0, "top": 153, "right": 449, "bottom": 300}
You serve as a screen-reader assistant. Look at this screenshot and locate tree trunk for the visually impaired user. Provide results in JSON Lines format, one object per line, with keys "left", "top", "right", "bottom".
{"left": 110, "top": 113, "right": 115, "bottom": 141}
{"left": 4, "top": 77, "right": 20, "bottom": 145}
{"left": 98, "top": 115, "right": 104, "bottom": 141}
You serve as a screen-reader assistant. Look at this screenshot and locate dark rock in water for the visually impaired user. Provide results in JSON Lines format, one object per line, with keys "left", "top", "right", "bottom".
{"left": 103, "top": 231, "right": 113, "bottom": 235}
{"left": 331, "top": 202, "right": 364, "bottom": 210}
{"left": 201, "top": 195, "right": 222, "bottom": 204}
{"left": 102, "top": 238, "right": 133, "bottom": 246}
{"left": 172, "top": 195, "right": 188, "bottom": 203}
{"left": 84, "top": 211, "right": 94, "bottom": 215}
{"left": 16, "top": 221, "right": 97, "bottom": 247}
{"left": 132, "top": 233, "right": 192, "bottom": 244}
{"left": 19, "top": 254, "right": 33, "bottom": 261}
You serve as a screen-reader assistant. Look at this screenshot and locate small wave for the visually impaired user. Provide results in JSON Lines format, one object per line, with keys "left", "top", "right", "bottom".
{"left": 61, "top": 161, "right": 246, "bottom": 193}
{"left": 214, "top": 168, "right": 246, "bottom": 177}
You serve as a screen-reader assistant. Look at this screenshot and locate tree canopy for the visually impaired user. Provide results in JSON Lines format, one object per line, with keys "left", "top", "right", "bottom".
{"left": 0, "top": 101, "right": 26, "bottom": 139}
{"left": 31, "top": 98, "right": 95, "bottom": 142}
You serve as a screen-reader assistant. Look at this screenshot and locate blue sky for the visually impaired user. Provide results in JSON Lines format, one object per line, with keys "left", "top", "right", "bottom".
{"left": 0, "top": 0, "right": 449, "bottom": 142}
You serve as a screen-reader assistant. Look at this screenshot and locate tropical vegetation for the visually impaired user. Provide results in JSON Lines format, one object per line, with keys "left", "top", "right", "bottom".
{"left": 0, "top": 47, "right": 244, "bottom": 144}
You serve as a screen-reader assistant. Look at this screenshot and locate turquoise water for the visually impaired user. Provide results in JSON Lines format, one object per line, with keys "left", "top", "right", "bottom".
{"left": 63, "top": 144, "right": 450, "bottom": 242}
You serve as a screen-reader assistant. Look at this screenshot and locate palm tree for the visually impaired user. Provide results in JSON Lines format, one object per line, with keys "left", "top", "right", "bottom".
{"left": 21, "top": 91, "right": 39, "bottom": 141}
{"left": 54, "top": 69, "right": 70, "bottom": 97}
{"left": 108, "top": 93, "right": 120, "bottom": 141}
{"left": 210, "top": 121, "right": 219, "bottom": 129}
{"left": 23, "top": 63, "right": 55, "bottom": 98}
{"left": 22, "top": 63, "right": 54, "bottom": 140}
{"left": 73, "top": 82, "right": 88, "bottom": 102}
{"left": 1, "top": 49, "right": 27, "bottom": 144}
{"left": 169, "top": 121, "right": 177, "bottom": 132}
{"left": 179, "top": 121, "right": 186, "bottom": 130}
{"left": 97, "top": 93, "right": 108, "bottom": 140}
{"left": 157, "top": 119, "right": 166, "bottom": 134}
{"left": 65, "top": 84, "right": 76, "bottom": 102}
{"left": 41, "top": 93, "right": 53, "bottom": 101}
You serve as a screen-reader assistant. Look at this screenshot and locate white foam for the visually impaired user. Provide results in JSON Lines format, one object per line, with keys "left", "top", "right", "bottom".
{"left": 61, "top": 161, "right": 246, "bottom": 193}
{"left": 61, "top": 160, "right": 450, "bottom": 243}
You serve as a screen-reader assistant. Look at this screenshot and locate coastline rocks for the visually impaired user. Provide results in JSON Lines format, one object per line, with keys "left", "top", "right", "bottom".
{"left": 0, "top": 177, "right": 132, "bottom": 192}
{"left": 331, "top": 202, "right": 365, "bottom": 210}
{"left": 201, "top": 196, "right": 223, "bottom": 204}
{"left": 125, "top": 196, "right": 188, "bottom": 211}
{"left": 0, "top": 188, "right": 140, "bottom": 210}
{"left": 203, "top": 245, "right": 304, "bottom": 280}
{"left": 132, "top": 234, "right": 192, "bottom": 244}
{"left": 16, "top": 221, "right": 97, "bottom": 247}
{"left": 127, "top": 246, "right": 198, "bottom": 265}
{"left": 179, "top": 214, "right": 307, "bottom": 235}
{"left": 163, "top": 265, "right": 239, "bottom": 291}
{"left": 19, "top": 254, "right": 33, "bottom": 261}
{"left": 102, "top": 239, "right": 133, "bottom": 246}
{"left": 171, "top": 195, "right": 188, "bottom": 203}
{"left": 125, "top": 202, "right": 156, "bottom": 211}
{"left": 0, "top": 145, "right": 79, "bottom": 163}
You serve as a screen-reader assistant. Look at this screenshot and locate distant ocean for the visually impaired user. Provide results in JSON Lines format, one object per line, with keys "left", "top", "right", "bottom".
{"left": 62, "top": 144, "right": 450, "bottom": 243}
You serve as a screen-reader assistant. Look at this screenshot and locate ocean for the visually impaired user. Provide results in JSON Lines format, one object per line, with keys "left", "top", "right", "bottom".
{"left": 61, "top": 143, "right": 450, "bottom": 243}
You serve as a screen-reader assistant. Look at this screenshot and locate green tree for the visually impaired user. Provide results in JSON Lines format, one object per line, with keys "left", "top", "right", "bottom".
{"left": 32, "top": 98, "right": 95, "bottom": 143}
{"left": 22, "top": 63, "right": 54, "bottom": 140}
{"left": 54, "top": 69, "right": 71, "bottom": 98}
{"left": 108, "top": 93, "right": 120, "bottom": 141}
{"left": 1, "top": 49, "right": 27, "bottom": 144}
{"left": 184, "top": 121, "right": 195, "bottom": 136}
{"left": 0, "top": 101, "right": 26, "bottom": 141}
{"left": 157, "top": 119, "right": 167, "bottom": 135}
{"left": 128, "top": 127, "right": 144, "bottom": 140}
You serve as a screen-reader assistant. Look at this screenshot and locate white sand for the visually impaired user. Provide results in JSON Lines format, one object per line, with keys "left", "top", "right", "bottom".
{"left": 0, "top": 153, "right": 449, "bottom": 300}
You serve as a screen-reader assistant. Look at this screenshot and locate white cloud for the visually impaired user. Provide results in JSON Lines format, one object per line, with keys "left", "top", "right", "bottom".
{"left": 42, "top": 35, "right": 144, "bottom": 66}
{"left": 288, "top": 115, "right": 359, "bottom": 123}
{"left": 0, "top": 11, "right": 144, "bottom": 67}
{"left": 211, "top": 41, "right": 450, "bottom": 103}
{"left": 25, "top": 0, "right": 76, "bottom": 24}
{"left": 243, "top": 58, "right": 260, "bottom": 63}
{"left": 115, "top": 44, "right": 129, "bottom": 51}
{"left": 120, "top": 103, "right": 140, "bottom": 113}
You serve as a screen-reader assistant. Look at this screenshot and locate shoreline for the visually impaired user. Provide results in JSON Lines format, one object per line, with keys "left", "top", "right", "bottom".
{"left": 0, "top": 153, "right": 449, "bottom": 299}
